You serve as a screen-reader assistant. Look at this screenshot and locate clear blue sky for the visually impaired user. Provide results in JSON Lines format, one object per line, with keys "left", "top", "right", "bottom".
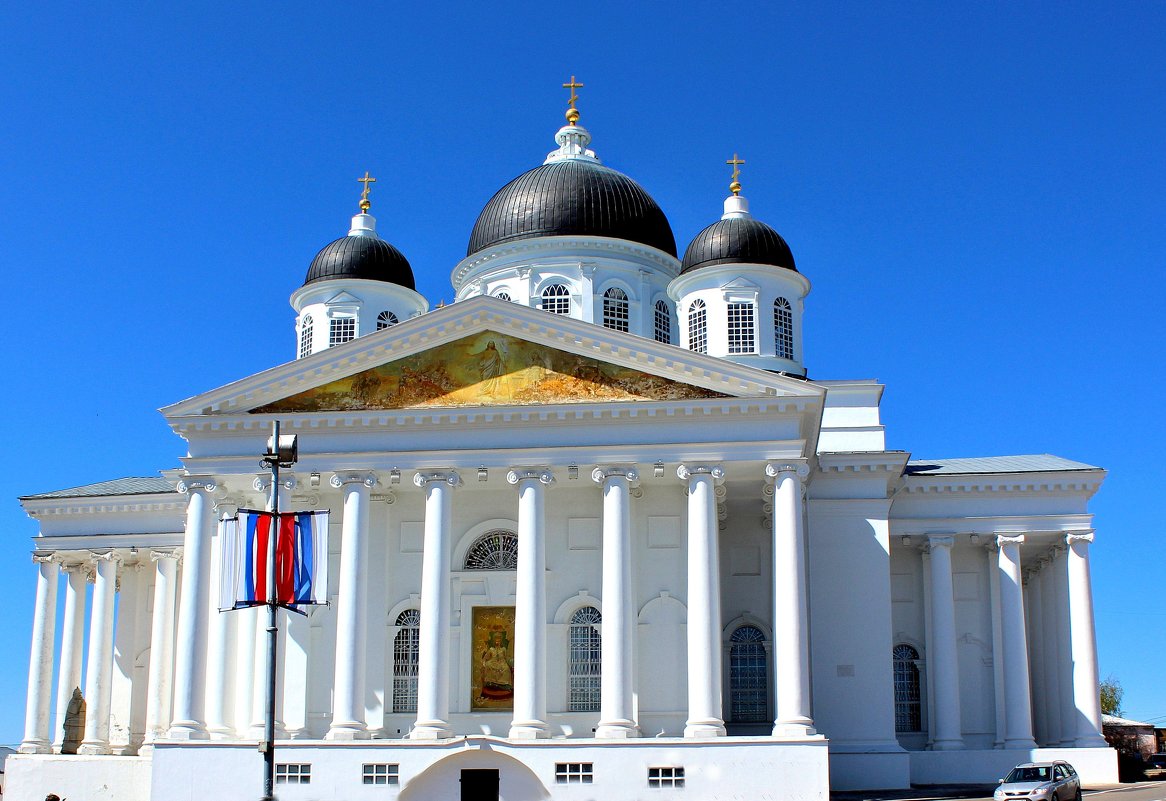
{"left": 0, "top": 2, "right": 1162, "bottom": 745}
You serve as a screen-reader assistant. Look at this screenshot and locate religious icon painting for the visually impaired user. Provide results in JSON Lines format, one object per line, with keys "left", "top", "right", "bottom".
{"left": 471, "top": 605, "right": 517, "bottom": 711}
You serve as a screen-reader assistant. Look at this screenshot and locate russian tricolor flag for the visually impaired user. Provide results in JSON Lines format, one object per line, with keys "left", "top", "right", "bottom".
{"left": 220, "top": 509, "right": 329, "bottom": 612}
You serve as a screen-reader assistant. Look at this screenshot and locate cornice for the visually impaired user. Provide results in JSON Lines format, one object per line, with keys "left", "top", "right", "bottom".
{"left": 816, "top": 451, "right": 910, "bottom": 475}
{"left": 900, "top": 470, "right": 1104, "bottom": 497}
{"left": 21, "top": 493, "right": 185, "bottom": 519}
{"left": 452, "top": 235, "right": 681, "bottom": 289}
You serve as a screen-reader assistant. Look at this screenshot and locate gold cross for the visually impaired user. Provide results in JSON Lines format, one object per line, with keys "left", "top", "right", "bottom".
{"left": 562, "top": 75, "right": 584, "bottom": 124}
{"left": 357, "top": 171, "right": 376, "bottom": 211}
{"left": 726, "top": 153, "right": 745, "bottom": 195}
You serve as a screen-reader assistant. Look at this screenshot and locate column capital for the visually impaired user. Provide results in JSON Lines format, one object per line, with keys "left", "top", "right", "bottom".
{"left": 508, "top": 468, "right": 555, "bottom": 486}
{"left": 413, "top": 470, "right": 462, "bottom": 489}
{"left": 764, "top": 461, "right": 810, "bottom": 480}
{"left": 31, "top": 552, "right": 57, "bottom": 565}
{"left": 177, "top": 476, "right": 219, "bottom": 495}
{"left": 252, "top": 474, "right": 296, "bottom": 493}
{"left": 996, "top": 534, "right": 1025, "bottom": 548}
{"left": 591, "top": 466, "right": 638, "bottom": 485}
{"left": 87, "top": 550, "right": 122, "bottom": 567}
{"left": 927, "top": 534, "right": 956, "bottom": 550}
{"left": 213, "top": 496, "right": 242, "bottom": 516}
{"left": 1065, "top": 530, "right": 1094, "bottom": 546}
{"left": 330, "top": 470, "right": 378, "bottom": 489}
{"left": 150, "top": 549, "right": 182, "bottom": 565}
{"left": 677, "top": 464, "right": 724, "bottom": 483}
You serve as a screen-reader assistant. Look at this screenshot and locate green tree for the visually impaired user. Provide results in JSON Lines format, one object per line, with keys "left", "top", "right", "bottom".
{"left": 1100, "top": 675, "right": 1123, "bottom": 716}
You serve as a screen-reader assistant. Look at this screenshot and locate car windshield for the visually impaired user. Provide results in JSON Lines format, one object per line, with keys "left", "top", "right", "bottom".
{"left": 1006, "top": 767, "right": 1051, "bottom": 782}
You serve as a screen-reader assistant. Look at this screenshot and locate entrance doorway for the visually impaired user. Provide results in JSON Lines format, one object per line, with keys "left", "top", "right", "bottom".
{"left": 460, "top": 768, "right": 500, "bottom": 801}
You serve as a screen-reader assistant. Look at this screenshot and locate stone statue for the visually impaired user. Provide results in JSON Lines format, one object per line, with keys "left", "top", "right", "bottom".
{"left": 61, "top": 687, "right": 85, "bottom": 754}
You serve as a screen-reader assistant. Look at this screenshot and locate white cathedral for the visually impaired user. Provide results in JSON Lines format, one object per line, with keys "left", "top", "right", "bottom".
{"left": 8, "top": 94, "right": 1117, "bottom": 801}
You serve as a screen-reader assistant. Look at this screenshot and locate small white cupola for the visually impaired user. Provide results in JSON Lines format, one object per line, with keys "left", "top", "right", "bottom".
{"left": 290, "top": 172, "right": 428, "bottom": 359}
{"left": 669, "top": 155, "right": 811, "bottom": 376}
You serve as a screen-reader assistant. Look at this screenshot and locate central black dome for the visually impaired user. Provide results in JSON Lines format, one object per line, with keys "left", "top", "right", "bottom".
{"left": 467, "top": 160, "right": 677, "bottom": 258}
{"left": 304, "top": 235, "right": 415, "bottom": 289}
{"left": 681, "top": 217, "right": 796, "bottom": 274}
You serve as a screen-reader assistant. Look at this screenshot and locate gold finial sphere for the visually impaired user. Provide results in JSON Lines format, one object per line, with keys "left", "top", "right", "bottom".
{"left": 566, "top": 107, "right": 580, "bottom": 125}
{"left": 359, "top": 198, "right": 371, "bottom": 212}
{"left": 729, "top": 180, "right": 742, "bottom": 196}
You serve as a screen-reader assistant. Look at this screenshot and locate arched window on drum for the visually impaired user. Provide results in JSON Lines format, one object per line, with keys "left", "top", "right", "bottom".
{"left": 728, "top": 625, "right": 768, "bottom": 722}
{"left": 392, "top": 609, "right": 421, "bottom": 712}
{"left": 568, "top": 606, "right": 602, "bottom": 712}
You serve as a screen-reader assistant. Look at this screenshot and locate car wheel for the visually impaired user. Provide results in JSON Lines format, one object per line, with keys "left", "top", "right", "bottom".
{"left": 1075, "top": 787, "right": 1082, "bottom": 801}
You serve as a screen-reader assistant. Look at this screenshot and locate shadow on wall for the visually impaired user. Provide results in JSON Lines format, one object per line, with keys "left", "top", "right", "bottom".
{"left": 399, "top": 746, "right": 551, "bottom": 801}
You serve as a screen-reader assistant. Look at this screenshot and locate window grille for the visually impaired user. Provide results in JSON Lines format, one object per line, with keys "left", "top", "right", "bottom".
{"left": 463, "top": 529, "right": 519, "bottom": 570}
{"left": 377, "top": 310, "right": 399, "bottom": 331}
{"left": 729, "top": 625, "right": 768, "bottom": 722}
{"left": 298, "top": 315, "right": 313, "bottom": 359}
{"left": 648, "top": 766, "right": 685, "bottom": 788}
{"left": 774, "top": 298, "right": 794, "bottom": 359}
{"left": 893, "top": 644, "right": 922, "bottom": 732}
{"left": 602, "top": 287, "right": 629, "bottom": 332}
{"left": 329, "top": 317, "right": 355, "bottom": 347}
{"left": 654, "top": 300, "right": 671, "bottom": 344}
{"left": 568, "top": 606, "right": 602, "bottom": 712}
{"left": 688, "top": 300, "right": 707, "bottom": 353}
{"left": 541, "top": 283, "right": 571, "bottom": 315}
{"left": 555, "top": 763, "right": 594, "bottom": 784}
{"left": 496, "top": 292, "right": 511, "bottom": 302}
{"left": 393, "top": 609, "right": 420, "bottom": 712}
{"left": 727, "top": 302, "right": 756, "bottom": 354}
{"left": 275, "top": 764, "right": 311, "bottom": 785}
{"left": 362, "top": 763, "right": 400, "bottom": 785}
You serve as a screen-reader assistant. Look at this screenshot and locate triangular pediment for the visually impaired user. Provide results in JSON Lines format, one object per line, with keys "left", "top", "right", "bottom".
{"left": 253, "top": 331, "right": 728, "bottom": 413}
{"left": 161, "top": 296, "right": 823, "bottom": 418}
{"left": 324, "top": 290, "right": 362, "bottom": 305}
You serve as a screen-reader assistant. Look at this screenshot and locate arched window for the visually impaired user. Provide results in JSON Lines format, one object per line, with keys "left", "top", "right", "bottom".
{"left": 893, "top": 644, "right": 922, "bottom": 732}
{"left": 329, "top": 317, "right": 356, "bottom": 347}
{"left": 654, "top": 300, "right": 671, "bottom": 344}
{"left": 392, "top": 609, "right": 421, "bottom": 712}
{"left": 463, "top": 529, "right": 519, "bottom": 570}
{"left": 298, "top": 315, "right": 313, "bottom": 359}
{"left": 377, "top": 310, "right": 399, "bottom": 331}
{"left": 774, "top": 298, "right": 794, "bottom": 359}
{"left": 541, "top": 284, "right": 571, "bottom": 315}
{"left": 495, "top": 292, "right": 512, "bottom": 302}
{"left": 602, "top": 287, "right": 629, "bottom": 332}
{"left": 727, "top": 302, "right": 756, "bottom": 354}
{"left": 728, "top": 625, "right": 768, "bottom": 722}
{"left": 688, "top": 299, "right": 707, "bottom": 354}
{"left": 569, "top": 606, "right": 602, "bottom": 712}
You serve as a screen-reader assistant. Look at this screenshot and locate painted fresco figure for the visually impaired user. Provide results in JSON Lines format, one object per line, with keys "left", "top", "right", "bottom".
{"left": 479, "top": 631, "right": 513, "bottom": 701}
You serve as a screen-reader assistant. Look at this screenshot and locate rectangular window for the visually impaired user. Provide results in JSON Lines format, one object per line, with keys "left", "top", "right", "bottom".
{"left": 727, "top": 302, "right": 756, "bottom": 354}
{"left": 363, "top": 763, "right": 400, "bottom": 785}
{"left": 329, "top": 317, "right": 356, "bottom": 347}
{"left": 275, "top": 763, "right": 311, "bottom": 785}
{"left": 648, "top": 766, "right": 684, "bottom": 788}
{"left": 555, "top": 762, "right": 594, "bottom": 784}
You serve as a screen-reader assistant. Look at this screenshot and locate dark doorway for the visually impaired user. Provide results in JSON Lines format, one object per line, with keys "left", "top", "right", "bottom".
{"left": 460, "top": 768, "right": 500, "bottom": 801}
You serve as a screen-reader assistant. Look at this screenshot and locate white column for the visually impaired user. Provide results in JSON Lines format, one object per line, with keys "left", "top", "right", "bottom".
{"left": 109, "top": 562, "right": 149, "bottom": 754}
{"left": 1065, "top": 531, "right": 1107, "bottom": 746}
{"left": 205, "top": 504, "right": 238, "bottom": 739}
{"left": 169, "top": 476, "right": 217, "bottom": 739}
{"left": 509, "top": 468, "right": 555, "bottom": 739}
{"left": 592, "top": 466, "right": 639, "bottom": 739}
{"left": 926, "top": 535, "right": 963, "bottom": 750}
{"left": 996, "top": 534, "right": 1037, "bottom": 749}
{"left": 411, "top": 470, "right": 460, "bottom": 739}
{"left": 53, "top": 562, "right": 88, "bottom": 751}
{"left": 80, "top": 552, "right": 119, "bottom": 754}
{"left": 234, "top": 605, "right": 258, "bottom": 737}
{"left": 1052, "top": 545, "right": 1075, "bottom": 744}
{"left": 19, "top": 554, "right": 59, "bottom": 754}
{"left": 1039, "top": 553, "right": 1063, "bottom": 746}
{"left": 328, "top": 471, "right": 377, "bottom": 739}
{"left": 678, "top": 464, "right": 726, "bottom": 738}
{"left": 143, "top": 550, "right": 180, "bottom": 745}
{"left": 985, "top": 542, "right": 1006, "bottom": 748}
{"left": 767, "top": 462, "right": 815, "bottom": 736}
{"left": 1026, "top": 567, "right": 1047, "bottom": 746}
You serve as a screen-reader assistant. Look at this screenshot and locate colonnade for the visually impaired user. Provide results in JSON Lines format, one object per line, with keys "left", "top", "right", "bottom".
{"left": 20, "top": 460, "right": 815, "bottom": 752}
{"left": 919, "top": 531, "right": 1105, "bottom": 751}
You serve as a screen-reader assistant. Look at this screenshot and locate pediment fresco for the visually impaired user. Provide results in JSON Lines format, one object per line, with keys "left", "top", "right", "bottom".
{"left": 251, "top": 331, "right": 727, "bottom": 413}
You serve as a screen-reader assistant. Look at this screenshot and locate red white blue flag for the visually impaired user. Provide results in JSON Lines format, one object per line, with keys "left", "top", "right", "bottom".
{"left": 219, "top": 509, "right": 329, "bottom": 612}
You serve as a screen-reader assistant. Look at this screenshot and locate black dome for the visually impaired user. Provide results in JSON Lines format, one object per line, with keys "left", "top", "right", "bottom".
{"left": 467, "top": 160, "right": 677, "bottom": 258}
{"left": 304, "top": 235, "right": 415, "bottom": 289}
{"left": 681, "top": 217, "right": 796, "bottom": 274}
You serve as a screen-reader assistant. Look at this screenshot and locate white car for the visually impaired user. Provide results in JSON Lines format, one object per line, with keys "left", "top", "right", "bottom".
{"left": 993, "top": 761, "right": 1082, "bottom": 801}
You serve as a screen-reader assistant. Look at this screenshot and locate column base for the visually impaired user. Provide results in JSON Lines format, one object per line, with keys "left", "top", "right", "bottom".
{"left": 78, "top": 741, "right": 112, "bottom": 755}
{"left": 932, "top": 738, "right": 966, "bottom": 751}
{"left": 207, "top": 725, "right": 234, "bottom": 741}
{"left": 166, "top": 721, "right": 210, "bottom": 740}
{"left": 410, "top": 722, "right": 453, "bottom": 740}
{"left": 326, "top": 723, "right": 370, "bottom": 741}
{"left": 772, "top": 721, "right": 817, "bottom": 737}
{"left": 1075, "top": 734, "right": 1108, "bottom": 748}
{"left": 596, "top": 721, "right": 641, "bottom": 739}
{"left": 508, "top": 721, "right": 550, "bottom": 739}
{"left": 1004, "top": 737, "right": 1038, "bottom": 749}
{"left": 17, "top": 740, "right": 52, "bottom": 755}
{"left": 684, "top": 720, "right": 726, "bottom": 738}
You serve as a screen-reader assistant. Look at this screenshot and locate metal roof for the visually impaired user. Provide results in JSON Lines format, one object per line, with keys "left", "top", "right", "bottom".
{"left": 905, "top": 454, "right": 1101, "bottom": 476}
{"left": 304, "top": 234, "right": 415, "bottom": 289}
{"left": 20, "top": 476, "right": 177, "bottom": 500}
{"left": 681, "top": 216, "right": 796, "bottom": 274}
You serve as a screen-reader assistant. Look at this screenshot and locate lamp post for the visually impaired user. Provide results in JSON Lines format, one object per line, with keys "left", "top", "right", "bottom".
{"left": 260, "top": 420, "right": 297, "bottom": 801}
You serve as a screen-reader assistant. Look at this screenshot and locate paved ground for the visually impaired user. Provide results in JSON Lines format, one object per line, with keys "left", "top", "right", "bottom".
{"left": 831, "top": 782, "right": 1163, "bottom": 801}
